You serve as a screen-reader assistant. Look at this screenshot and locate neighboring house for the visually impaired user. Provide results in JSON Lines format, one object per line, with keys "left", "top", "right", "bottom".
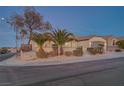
{"left": 31, "top": 35, "right": 120, "bottom": 54}
{"left": 118, "top": 36, "right": 124, "bottom": 40}
{"left": 74, "top": 35, "right": 107, "bottom": 54}
{"left": 102, "top": 35, "right": 119, "bottom": 51}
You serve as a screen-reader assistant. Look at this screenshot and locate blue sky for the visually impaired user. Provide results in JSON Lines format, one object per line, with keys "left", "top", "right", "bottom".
{"left": 0, "top": 6, "right": 124, "bottom": 47}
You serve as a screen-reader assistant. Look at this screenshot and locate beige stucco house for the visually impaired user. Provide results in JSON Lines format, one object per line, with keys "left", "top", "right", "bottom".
{"left": 31, "top": 35, "right": 119, "bottom": 54}
{"left": 75, "top": 36, "right": 107, "bottom": 53}
{"left": 102, "top": 36, "right": 119, "bottom": 51}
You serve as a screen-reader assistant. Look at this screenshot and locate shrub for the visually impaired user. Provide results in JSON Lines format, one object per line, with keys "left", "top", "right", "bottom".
{"left": 36, "top": 51, "right": 48, "bottom": 58}
{"left": 73, "top": 47, "right": 83, "bottom": 56}
{"left": 21, "top": 44, "right": 32, "bottom": 52}
{"left": 48, "top": 51, "right": 57, "bottom": 57}
{"left": 65, "top": 51, "right": 72, "bottom": 56}
{"left": 115, "top": 49, "right": 122, "bottom": 52}
{"left": 98, "top": 44, "right": 104, "bottom": 47}
{"left": 0, "top": 48, "right": 9, "bottom": 54}
{"left": 87, "top": 48, "right": 97, "bottom": 55}
{"left": 87, "top": 47, "right": 104, "bottom": 55}
{"left": 97, "top": 47, "right": 104, "bottom": 54}
{"left": 116, "top": 40, "right": 124, "bottom": 49}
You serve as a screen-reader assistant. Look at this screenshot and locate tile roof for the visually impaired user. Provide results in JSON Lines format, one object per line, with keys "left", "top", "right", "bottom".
{"left": 75, "top": 35, "right": 114, "bottom": 41}
{"left": 75, "top": 35, "right": 95, "bottom": 41}
{"left": 74, "top": 35, "right": 123, "bottom": 41}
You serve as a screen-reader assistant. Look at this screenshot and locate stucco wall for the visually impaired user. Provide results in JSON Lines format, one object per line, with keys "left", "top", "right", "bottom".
{"left": 63, "top": 40, "right": 78, "bottom": 48}
{"left": 77, "top": 40, "right": 90, "bottom": 52}
{"left": 89, "top": 37, "right": 106, "bottom": 44}
{"left": 89, "top": 37, "right": 107, "bottom": 51}
{"left": 106, "top": 37, "right": 119, "bottom": 51}
{"left": 31, "top": 36, "right": 113, "bottom": 53}
{"left": 31, "top": 41, "right": 54, "bottom": 52}
{"left": 31, "top": 40, "right": 78, "bottom": 53}
{"left": 107, "top": 37, "right": 118, "bottom": 46}
{"left": 31, "top": 41, "right": 39, "bottom": 51}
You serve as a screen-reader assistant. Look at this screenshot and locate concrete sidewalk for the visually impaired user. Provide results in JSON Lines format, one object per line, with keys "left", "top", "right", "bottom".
{"left": 0, "top": 52, "right": 124, "bottom": 66}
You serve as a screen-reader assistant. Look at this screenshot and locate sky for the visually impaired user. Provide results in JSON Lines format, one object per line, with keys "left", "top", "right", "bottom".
{"left": 0, "top": 6, "right": 124, "bottom": 47}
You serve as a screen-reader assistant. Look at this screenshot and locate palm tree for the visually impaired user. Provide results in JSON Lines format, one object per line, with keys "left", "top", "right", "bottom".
{"left": 50, "top": 29, "right": 74, "bottom": 55}
{"left": 32, "top": 32, "right": 48, "bottom": 58}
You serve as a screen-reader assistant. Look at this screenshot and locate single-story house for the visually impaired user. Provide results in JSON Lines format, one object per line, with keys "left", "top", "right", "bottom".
{"left": 118, "top": 36, "right": 124, "bottom": 40}
{"left": 31, "top": 35, "right": 120, "bottom": 54}
{"left": 102, "top": 35, "right": 119, "bottom": 51}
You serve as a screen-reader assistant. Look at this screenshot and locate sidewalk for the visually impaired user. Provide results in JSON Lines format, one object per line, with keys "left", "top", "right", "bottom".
{"left": 0, "top": 52, "right": 124, "bottom": 66}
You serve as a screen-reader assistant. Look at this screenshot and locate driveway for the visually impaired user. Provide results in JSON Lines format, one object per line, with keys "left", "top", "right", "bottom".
{"left": 0, "top": 57, "right": 124, "bottom": 85}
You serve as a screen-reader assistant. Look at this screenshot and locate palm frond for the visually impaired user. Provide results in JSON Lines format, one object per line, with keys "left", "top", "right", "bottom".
{"left": 32, "top": 32, "right": 48, "bottom": 48}
{"left": 50, "top": 28, "right": 74, "bottom": 46}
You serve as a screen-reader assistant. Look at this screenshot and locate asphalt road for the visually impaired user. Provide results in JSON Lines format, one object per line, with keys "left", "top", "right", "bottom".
{"left": 0, "top": 57, "right": 124, "bottom": 86}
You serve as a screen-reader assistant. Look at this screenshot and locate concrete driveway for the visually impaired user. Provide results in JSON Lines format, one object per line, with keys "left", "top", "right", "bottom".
{"left": 0, "top": 57, "right": 124, "bottom": 85}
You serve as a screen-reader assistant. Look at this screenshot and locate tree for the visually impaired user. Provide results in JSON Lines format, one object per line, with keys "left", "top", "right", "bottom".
{"left": 7, "top": 13, "right": 24, "bottom": 53}
{"left": 8, "top": 7, "right": 52, "bottom": 46}
{"left": 23, "top": 7, "right": 52, "bottom": 44}
{"left": 32, "top": 32, "right": 48, "bottom": 58}
{"left": 20, "top": 29, "right": 27, "bottom": 44}
{"left": 50, "top": 29, "right": 74, "bottom": 55}
{"left": 116, "top": 40, "right": 124, "bottom": 49}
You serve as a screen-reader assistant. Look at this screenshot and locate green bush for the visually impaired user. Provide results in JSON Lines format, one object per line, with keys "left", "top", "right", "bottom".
{"left": 116, "top": 40, "right": 124, "bottom": 49}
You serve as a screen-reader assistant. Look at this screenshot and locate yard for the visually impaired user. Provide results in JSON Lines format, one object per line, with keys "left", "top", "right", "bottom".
{"left": 0, "top": 52, "right": 124, "bottom": 66}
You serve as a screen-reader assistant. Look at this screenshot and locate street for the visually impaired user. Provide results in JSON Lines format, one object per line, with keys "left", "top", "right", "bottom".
{"left": 0, "top": 57, "right": 124, "bottom": 85}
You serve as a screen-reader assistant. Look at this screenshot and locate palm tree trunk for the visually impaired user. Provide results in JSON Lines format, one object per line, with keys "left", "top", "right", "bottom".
{"left": 58, "top": 45, "right": 63, "bottom": 56}
{"left": 58, "top": 45, "right": 60, "bottom": 56}
{"left": 39, "top": 47, "right": 44, "bottom": 53}
{"left": 37, "top": 47, "right": 47, "bottom": 58}
{"left": 60, "top": 45, "right": 63, "bottom": 55}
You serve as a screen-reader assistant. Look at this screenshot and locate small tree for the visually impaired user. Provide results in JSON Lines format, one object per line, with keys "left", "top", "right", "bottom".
{"left": 116, "top": 40, "right": 124, "bottom": 49}
{"left": 32, "top": 32, "right": 48, "bottom": 58}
